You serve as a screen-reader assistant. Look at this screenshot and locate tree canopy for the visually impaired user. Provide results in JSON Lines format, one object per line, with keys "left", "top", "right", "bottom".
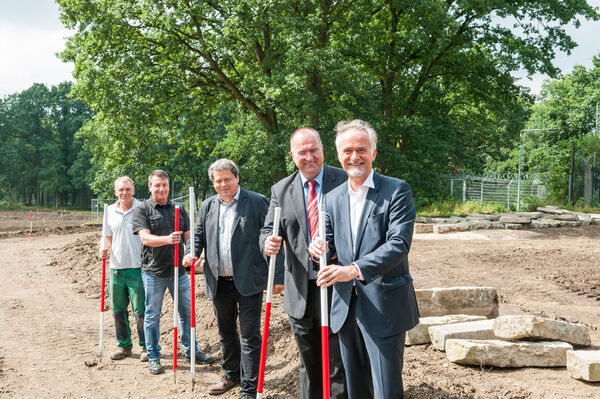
{"left": 0, "top": 82, "right": 93, "bottom": 206}
{"left": 57, "top": 0, "right": 598, "bottom": 202}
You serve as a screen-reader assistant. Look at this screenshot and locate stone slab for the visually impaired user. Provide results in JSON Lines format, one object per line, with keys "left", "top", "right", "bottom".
{"left": 538, "top": 206, "right": 563, "bottom": 214}
{"left": 414, "top": 223, "right": 434, "bottom": 234}
{"left": 446, "top": 339, "right": 573, "bottom": 367}
{"left": 531, "top": 219, "right": 561, "bottom": 228}
{"left": 499, "top": 215, "right": 531, "bottom": 224}
{"left": 469, "top": 220, "right": 492, "bottom": 230}
{"left": 405, "top": 315, "right": 487, "bottom": 345}
{"left": 505, "top": 223, "right": 523, "bottom": 230}
{"left": 557, "top": 213, "right": 579, "bottom": 221}
{"left": 415, "top": 287, "right": 499, "bottom": 318}
{"left": 514, "top": 212, "right": 545, "bottom": 219}
{"left": 429, "top": 319, "right": 496, "bottom": 351}
{"left": 433, "top": 223, "right": 471, "bottom": 234}
{"left": 567, "top": 350, "right": 600, "bottom": 381}
{"left": 467, "top": 213, "right": 501, "bottom": 221}
{"left": 493, "top": 315, "right": 591, "bottom": 346}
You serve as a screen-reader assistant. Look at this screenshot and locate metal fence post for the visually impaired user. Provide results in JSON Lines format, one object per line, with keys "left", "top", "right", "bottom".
{"left": 462, "top": 179, "right": 466, "bottom": 203}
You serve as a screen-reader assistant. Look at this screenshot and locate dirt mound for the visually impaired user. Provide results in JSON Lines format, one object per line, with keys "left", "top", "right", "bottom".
{"left": 0, "top": 224, "right": 101, "bottom": 239}
{"left": 51, "top": 234, "right": 301, "bottom": 398}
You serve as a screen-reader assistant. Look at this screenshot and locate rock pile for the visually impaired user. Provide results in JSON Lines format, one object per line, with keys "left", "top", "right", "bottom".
{"left": 415, "top": 206, "right": 600, "bottom": 234}
{"left": 408, "top": 286, "right": 597, "bottom": 381}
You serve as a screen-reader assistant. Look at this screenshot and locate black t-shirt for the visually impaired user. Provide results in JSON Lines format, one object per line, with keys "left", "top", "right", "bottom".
{"left": 132, "top": 197, "right": 189, "bottom": 277}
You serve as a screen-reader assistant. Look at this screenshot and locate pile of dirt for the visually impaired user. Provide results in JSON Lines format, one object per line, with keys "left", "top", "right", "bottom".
{"left": 0, "top": 224, "right": 100, "bottom": 239}
{"left": 51, "top": 234, "right": 301, "bottom": 398}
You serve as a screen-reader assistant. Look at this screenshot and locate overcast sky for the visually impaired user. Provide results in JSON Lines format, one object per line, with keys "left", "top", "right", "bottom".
{"left": 1, "top": 0, "right": 599, "bottom": 98}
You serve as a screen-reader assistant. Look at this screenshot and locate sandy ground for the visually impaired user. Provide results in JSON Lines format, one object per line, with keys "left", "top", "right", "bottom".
{"left": 1, "top": 211, "right": 599, "bottom": 398}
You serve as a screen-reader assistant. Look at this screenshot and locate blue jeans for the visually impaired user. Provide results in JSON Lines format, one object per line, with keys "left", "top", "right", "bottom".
{"left": 142, "top": 271, "right": 198, "bottom": 361}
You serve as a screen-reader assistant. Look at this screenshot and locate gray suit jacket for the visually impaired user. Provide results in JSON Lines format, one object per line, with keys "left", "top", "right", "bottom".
{"left": 191, "top": 188, "right": 272, "bottom": 299}
{"left": 260, "top": 164, "right": 347, "bottom": 319}
{"left": 325, "top": 172, "right": 420, "bottom": 337}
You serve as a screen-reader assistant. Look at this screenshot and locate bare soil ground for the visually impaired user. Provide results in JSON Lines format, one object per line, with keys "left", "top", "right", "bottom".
{"left": 1, "top": 210, "right": 599, "bottom": 398}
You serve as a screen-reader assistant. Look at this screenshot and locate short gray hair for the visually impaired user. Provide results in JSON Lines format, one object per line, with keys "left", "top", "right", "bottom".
{"left": 334, "top": 119, "right": 377, "bottom": 153}
{"left": 148, "top": 170, "right": 169, "bottom": 184}
{"left": 114, "top": 176, "right": 134, "bottom": 189}
{"left": 290, "top": 127, "right": 322, "bottom": 152}
{"left": 208, "top": 158, "right": 239, "bottom": 181}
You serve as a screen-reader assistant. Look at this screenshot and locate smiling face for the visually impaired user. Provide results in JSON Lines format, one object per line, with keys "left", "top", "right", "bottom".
{"left": 114, "top": 179, "right": 135, "bottom": 207}
{"left": 290, "top": 129, "right": 324, "bottom": 180}
{"left": 211, "top": 169, "right": 239, "bottom": 204}
{"left": 148, "top": 176, "right": 170, "bottom": 205}
{"left": 337, "top": 128, "right": 377, "bottom": 186}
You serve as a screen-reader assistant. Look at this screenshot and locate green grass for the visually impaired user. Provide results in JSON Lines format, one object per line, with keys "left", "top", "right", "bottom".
{"left": 417, "top": 200, "right": 508, "bottom": 217}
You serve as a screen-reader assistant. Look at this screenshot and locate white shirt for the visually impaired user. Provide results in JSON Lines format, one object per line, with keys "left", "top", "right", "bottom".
{"left": 348, "top": 169, "right": 375, "bottom": 254}
{"left": 106, "top": 198, "right": 143, "bottom": 269}
{"left": 217, "top": 189, "right": 240, "bottom": 276}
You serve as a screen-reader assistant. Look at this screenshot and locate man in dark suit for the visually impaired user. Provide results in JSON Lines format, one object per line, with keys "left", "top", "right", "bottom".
{"left": 309, "top": 120, "right": 420, "bottom": 399}
{"left": 183, "top": 159, "right": 276, "bottom": 399}
{"left": 260, "top": 127, "right": 348, "bottom": 399}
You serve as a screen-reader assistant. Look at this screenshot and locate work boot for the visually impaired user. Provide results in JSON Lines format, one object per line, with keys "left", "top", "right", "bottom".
{"left": 186, "top": 351, "right": 215, "bottom": 365}
{"left": 140, "top": 350, "right": 148, "bottom": 362}
{"left": 109, "top": 347, "right": 132, "bottom": 360}
{"left": 149, "top": 359, "right": 163, "bottom": 375}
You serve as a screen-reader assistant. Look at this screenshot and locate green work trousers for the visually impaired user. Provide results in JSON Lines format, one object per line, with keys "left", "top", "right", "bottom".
{"left": 109, "top": 268, "right": 146, "bottom": 350}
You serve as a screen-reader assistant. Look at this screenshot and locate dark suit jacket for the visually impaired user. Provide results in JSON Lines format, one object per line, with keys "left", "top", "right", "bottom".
{"left": 325, "top": 172, "right": 420, "bottom": 337}
{"left": 259, "top": 164, "right": 347, "bottom": 319}
{"left": 191, "top": 187, "right": 271, "bottom": 299}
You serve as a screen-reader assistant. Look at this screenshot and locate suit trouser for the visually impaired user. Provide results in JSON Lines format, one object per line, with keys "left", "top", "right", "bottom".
{"left": 212, "top": 277, "right": 262, "bottom": 396}
{"left": 288, "top": 280, "right": 348, "bottom": 399}
{"left": 337, "top": 291, "right": 406, "bottom": 399}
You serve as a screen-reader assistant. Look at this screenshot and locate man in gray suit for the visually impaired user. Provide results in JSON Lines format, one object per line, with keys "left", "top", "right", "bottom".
{"left": 183, "top": 159, "right": 276, "bottom": 399}
{"left": 260, "top": 127, "right": 348, "bottom": 399}
{"left": 309, "top": 120, "right": 420, "bottom": 399}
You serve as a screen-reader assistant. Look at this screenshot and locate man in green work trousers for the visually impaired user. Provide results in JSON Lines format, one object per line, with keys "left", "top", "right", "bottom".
{"left": 98, "top": 176, "right": 147, "bottom": 362}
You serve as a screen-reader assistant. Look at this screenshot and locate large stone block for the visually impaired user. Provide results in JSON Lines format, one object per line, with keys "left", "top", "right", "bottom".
{"left": 466, "top": 213, "right": 501, "bottom": 221}
{"left": 433, "top": 223, "right": 471, "bottom": 234}
{"left": 567, "top": 350, "right": 600, "bottom": 382}
{"left": 493, "top": 315, "right": 590, "bottom": 346}
{"left": 414, "top": 223, "right": 434, "bottom": 234}
{"left": 531, "top": 219, "right": 561, "bottom": 228}
{"left": 557, "top": 213, "right": 579, "bottom": 221}
{"left": 429, "top": 319, "right": 496, "bottom": 351}
{"left": 446, "top": 339, "right": 573, "bottom": 367}
{"left": 499, "top": 215, "right": 531, "bottom": 224}
{"left": 405, "top": 315, "right": 487, "bottom": 346}
{"left": 514, "top": 212, "right": 545, "bottom": 219}
{"left": 469, "top": 220, "right": 492, "bottom": 230}
{"left": 416, "top": 287, "right": 499, "bottom": 318}
{"left": 504, "top": 223, "right": 523, "bottom": 230}
{"left": 537, "top": 206, "right": 563, "bottom": 214}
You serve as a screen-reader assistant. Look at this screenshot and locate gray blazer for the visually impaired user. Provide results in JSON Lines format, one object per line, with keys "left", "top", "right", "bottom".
{"left": 260, "top": 164, "right": 347, "bottom": 319}
{"left": 325, "top": 172, "right": 420, "bottom": 337}
{"left": 192, "top": 187, "right": 271, "bottom": 298}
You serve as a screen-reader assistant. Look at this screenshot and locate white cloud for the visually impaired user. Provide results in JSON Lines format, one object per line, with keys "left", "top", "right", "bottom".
{"left": 0, "top": 21, "right": 73, "bottom": 97}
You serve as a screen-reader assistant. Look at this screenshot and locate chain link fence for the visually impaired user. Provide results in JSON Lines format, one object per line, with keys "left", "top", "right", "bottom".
{"left": 445, "top": 172, "right": 548, "bottom": 209}
{"left": 91, "top": 193, "right": 197, "bottom": 222}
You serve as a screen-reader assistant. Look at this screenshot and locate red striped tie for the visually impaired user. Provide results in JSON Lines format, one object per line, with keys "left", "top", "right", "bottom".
{"left": 306, "top": 180, "right": 318, "bottom": 241}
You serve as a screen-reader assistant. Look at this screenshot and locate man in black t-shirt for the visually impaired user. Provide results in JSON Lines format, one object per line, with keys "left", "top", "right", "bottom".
{"left": 132, "top": 169, "right": 214, "bottom": 375}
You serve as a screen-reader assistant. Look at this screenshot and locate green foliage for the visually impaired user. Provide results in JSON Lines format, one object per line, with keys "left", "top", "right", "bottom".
{"left": 512, "top": 55, "right": 600, "bottom": 203}
{"left": 0, "top": 82, "right": 93, "bottom": 207}
{"left": 417, "top": 200, "right": 507, "bottom": 217}
{"left": 56, "top": 0, "right": 597, "bottom": 199}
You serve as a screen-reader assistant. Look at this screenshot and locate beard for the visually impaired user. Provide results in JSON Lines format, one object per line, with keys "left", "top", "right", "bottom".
{"left": 346, "top": 164, "right": 366, "bottom": 177}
